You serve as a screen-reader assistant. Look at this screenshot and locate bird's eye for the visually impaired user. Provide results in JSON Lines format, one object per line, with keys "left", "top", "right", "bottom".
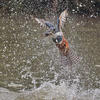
{"left": 52, "top": 36, "right": 63, "bottom": 43}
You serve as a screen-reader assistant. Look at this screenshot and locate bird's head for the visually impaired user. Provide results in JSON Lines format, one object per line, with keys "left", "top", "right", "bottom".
{"left": 43, "top": 24, "right": 63, "bottom": 44}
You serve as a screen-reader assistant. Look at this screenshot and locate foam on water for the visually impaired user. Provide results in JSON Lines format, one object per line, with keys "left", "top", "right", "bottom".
{"left": 0, "top": 81, "right": 100, "bottom": 100}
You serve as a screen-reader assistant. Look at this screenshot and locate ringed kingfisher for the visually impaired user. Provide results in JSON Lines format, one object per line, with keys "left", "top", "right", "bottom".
{"left": 35, "top": 10, "right": 79, "bottom": 66}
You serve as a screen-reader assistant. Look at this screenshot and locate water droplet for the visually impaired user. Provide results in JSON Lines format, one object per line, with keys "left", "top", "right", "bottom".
{"left": 34, "top": 29, "right": 37, "bottom": 32}
{"left": 2, "top": 27, "right": 5, "bottom": 30}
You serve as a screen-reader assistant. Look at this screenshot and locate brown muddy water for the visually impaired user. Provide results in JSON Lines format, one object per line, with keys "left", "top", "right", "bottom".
{"left": 0, "top": 13, "right": 100, "bottom": 100}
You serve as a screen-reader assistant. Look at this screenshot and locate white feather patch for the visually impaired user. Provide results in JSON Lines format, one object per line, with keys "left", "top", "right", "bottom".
{"left": 54, "top": 32, "right": 63, "bottom": 38}
{"left": 35, "top": 18, "right": 45, "bottom": 27}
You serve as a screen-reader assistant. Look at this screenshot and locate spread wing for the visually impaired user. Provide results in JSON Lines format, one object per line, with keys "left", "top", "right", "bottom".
{"left": 35, "top": 18, "right": 55, "bottom": 29}
{"left": 57, "top": 10, "right": 68, "bottom": 31}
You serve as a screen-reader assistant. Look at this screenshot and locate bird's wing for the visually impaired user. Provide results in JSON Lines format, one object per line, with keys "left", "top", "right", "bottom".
{"left": 35, "top": 18, "right": 46, "bottom": 27}
{"left": 57, "top": 10, "right": 68, "bottom": 30}
{"left": 35, "top": 18, "right": 54, "bottom": 29}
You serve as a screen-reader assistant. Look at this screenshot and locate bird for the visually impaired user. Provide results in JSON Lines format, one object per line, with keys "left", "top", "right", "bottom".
{"left": 35, "top": 9, "right": 79, "bottom": 66}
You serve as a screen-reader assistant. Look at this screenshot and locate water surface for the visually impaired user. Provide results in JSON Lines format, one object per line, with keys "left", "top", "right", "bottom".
{"left": 0, "top": 14, "right": 100, "bottom": 100}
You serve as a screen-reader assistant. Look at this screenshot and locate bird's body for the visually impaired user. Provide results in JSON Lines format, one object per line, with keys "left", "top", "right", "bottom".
{"left": 35, "top": 9, "right": 79, "bottom": 66}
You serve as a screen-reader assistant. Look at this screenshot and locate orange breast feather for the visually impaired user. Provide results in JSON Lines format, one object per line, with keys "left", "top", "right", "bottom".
{"left": 56, "top": 36, "right": 69, "bottom": 56}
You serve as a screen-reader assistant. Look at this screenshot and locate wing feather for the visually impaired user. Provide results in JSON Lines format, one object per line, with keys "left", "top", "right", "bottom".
{"left": 35, "top": 18, "right": 46, "bottom": 27}
{"left": 35, "top": 18, "right": 54, "bottom": 29}
{"left": 58, "top": 10, "right": 68, "bottom": 30}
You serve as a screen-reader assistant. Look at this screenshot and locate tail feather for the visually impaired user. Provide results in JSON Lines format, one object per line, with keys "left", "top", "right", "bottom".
{"left": 60, "top": 49, "right": 80, "bottom": 67}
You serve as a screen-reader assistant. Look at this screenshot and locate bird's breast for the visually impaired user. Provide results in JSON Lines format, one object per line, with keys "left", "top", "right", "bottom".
{"left": 56, "top": 36, "right": 69, "bottom": 56}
